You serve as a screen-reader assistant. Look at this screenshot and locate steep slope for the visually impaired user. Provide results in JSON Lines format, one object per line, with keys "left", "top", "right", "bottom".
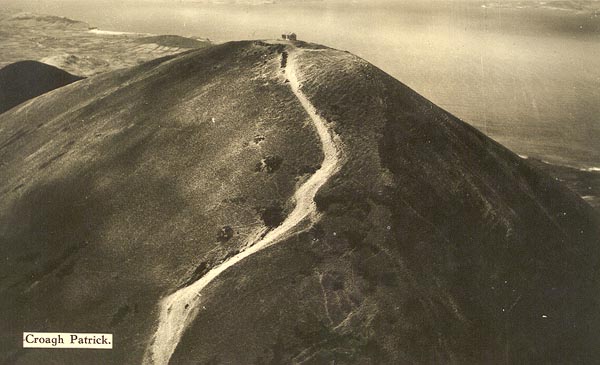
{"left": 146, "top": 46, "right": 342, "bottom": 365}
{"left": 0, "top": 41, "right": 599, "bottom": 365}
{"left": 0, "top": 42, "right": 322, "bottom": 364}
{"left": 171, "top": 44, "right": 600, "bottom": 364}
{"left": 0, "top": 60, "right": 83, "bottom": 114}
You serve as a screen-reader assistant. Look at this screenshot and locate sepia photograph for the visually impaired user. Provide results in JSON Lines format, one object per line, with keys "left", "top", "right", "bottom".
{"left": 0, "top": 0, "right": 599, "bottom": 364}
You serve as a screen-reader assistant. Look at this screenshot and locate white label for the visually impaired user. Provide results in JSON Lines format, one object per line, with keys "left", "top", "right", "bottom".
{"left": 23, "top": 332, "right": 113, "bottom": 349}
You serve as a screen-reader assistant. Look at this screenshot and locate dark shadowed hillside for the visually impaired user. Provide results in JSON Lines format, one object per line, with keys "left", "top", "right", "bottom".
{"left": 0, "top": 60, "right": 83, "bottom": 114}
{"left": 0, "top": 41, "right": 599, "bottom": 365}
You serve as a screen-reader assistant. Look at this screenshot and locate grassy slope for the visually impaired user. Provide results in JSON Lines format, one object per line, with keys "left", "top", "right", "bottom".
{"left": 172, "top": 45, "right": 600, "bottom": 364}
{"left": 0, "top": 41, "right": 322, "bottom": 364}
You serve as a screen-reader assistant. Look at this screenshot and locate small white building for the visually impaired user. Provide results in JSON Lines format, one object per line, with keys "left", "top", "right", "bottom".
{"left": 281, "top": 32, "right": 297, "bottom": 41}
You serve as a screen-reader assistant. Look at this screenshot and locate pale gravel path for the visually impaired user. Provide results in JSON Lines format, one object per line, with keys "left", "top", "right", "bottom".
{"left": 144, "top": 45, "right": 341, "bottom": 365}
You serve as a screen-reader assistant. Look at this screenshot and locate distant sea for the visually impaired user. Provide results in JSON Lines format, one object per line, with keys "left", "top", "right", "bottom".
{"left": 3, "top": 0, "right": 600, "bottom": 171}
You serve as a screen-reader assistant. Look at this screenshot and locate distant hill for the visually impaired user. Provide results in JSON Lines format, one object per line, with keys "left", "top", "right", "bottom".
{"left": 0, "top": 41, "right": 598, "bottom": 364}
{"left": 0, "top": 12, "right": 212, "bottom": 77}
{"left": 136, "top": 35, "right": 211, "bottom": 49}
{"left": 39, "top": 54, "right": 111, "bottom": 77}
{"left": 9, "top": 12, "right": 90, "bottom": 29}
{"left": 0, "top": 60, "right": 83, "bottom": 114}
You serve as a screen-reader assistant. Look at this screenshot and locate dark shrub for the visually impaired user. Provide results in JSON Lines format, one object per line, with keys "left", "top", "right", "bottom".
{"left": 254, "top": 155, "right": 283, "bottom": 173}
{"left": 258, "top": 204, "right": 285, "bottom": 228}
{"left": 217, "top": 226, "right": 234, "bottom": 242}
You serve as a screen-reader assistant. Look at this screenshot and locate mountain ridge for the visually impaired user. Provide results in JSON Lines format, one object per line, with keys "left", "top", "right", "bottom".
{"left": 0, "top": 40, "right": 598, "bottom": 364}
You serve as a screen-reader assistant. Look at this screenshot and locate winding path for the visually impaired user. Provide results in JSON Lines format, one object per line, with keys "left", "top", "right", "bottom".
{"left": 145, "top": 45, "right": 341, "bottom": 365}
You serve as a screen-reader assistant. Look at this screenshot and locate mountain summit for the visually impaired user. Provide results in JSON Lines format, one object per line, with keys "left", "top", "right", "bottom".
{"left": 0, "top": 41, "right": 598, "bottom": 364}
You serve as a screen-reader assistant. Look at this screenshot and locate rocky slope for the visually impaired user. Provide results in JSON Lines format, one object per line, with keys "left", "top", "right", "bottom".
{"left": 1, "top": 41, "right": 599, "bottom": 364}
{"left": 0, "top": 60, "right": 83, "bottom": 114}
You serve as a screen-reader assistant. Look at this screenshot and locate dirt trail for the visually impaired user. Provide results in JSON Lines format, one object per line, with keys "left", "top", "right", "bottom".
{"left": 144, "top": 45, "right": 341, "bottom": 365}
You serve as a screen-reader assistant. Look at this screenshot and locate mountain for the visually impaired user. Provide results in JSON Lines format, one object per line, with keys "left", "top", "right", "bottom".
{"left": 0, "top": 60, "right": 83, "bottom": 114}
{"left": 8, "top": 12, "right": 90, "bottom": 30}
{"left": 0, "top": 41, "right": 599, "bottom": 365}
